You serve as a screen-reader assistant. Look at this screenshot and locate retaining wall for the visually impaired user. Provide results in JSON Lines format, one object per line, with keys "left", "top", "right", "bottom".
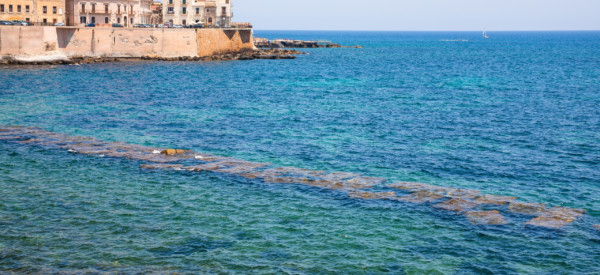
{"left": 0, "top": 26, "right": 254, "bottom": 58}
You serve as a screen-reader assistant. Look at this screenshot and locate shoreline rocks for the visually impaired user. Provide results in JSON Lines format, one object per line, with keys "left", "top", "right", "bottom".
{"left": 0, "top": 49, "right": 305, "bottom": 66}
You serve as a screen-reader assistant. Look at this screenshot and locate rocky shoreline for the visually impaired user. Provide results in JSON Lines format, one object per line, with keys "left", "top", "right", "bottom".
{"left": 0, "top": 49, "right": 305, "bottom": 66}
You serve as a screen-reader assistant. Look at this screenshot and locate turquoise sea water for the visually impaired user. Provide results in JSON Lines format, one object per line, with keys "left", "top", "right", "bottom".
{"left": 1, "top": 31, "right": 600, "bottom": 273}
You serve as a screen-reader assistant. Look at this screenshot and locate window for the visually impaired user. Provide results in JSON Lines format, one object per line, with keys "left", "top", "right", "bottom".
{"left": 221, "top": 7, "right": 226, "bottom": 15}
{"left": 130, "top": 5, "right": 133, "bottom": 13}
{"left": 9, "top": 5, "right": 13, "bottom": 12}
{"left": 80, "top": 16, "right": 85, "bottom": 23}
{"left": 104, "top": 17, "right": 108, "bottom": 23}
{"left": 123, "top": 5, "right": 126, "bottom": 12}
{"left": 167, "top": 7, "right": 173, "bottom": 14}
{"left": 226, "top": 0, "right": 229, "bottom": 3}
{"left": 104, "top": 4, "right": 108, "bottom": 13}
{"left": 117, "top": 5, "right": 120, "bottom": 13}
{"left": 130, "top": 17, "right": 133, "bottom": 24}
{"left": 91, "top": 16, "right": 95, "bottom": 23}
{"left": 182, "top": 0, "right": 186, "bottom": 4}
{"left": 117, "top": 17, "right": 120, "bottom": 23}
{"left": 195, "top": 8, "right": 199, "bottom": 14}
{"left": 182, "top": 19, "right": 186, "bottom": 25}
{"left": 91, "top": 4, "right": 94, "bottom": 13}
{"left": 80, "top": 4, "right": 84, "bottom": 13}
{"left": 25, "top": 5, "right": 29, "bottom": 12}
{"left": 26, "top": 18, "right": 30, "bottom": 21}
{"left": 182, "top": 7, "right": 186, "bottom": 14}
{"left": 53, "top": 6, "right": 57, "bottom": 14}
{"left": 17, "top": 5, "right": 21, "bottom": 12}
{"left": 168, "top": 0, "right": 172, "bottom": 4}
{"left": 43, "top": 18, "right": 47, "bottom": 23}
{"left": 0, "top": 5, "right": 4, "bottom": 13}
{"left": 53, "top": 19, "right": 57, "bottom": 24}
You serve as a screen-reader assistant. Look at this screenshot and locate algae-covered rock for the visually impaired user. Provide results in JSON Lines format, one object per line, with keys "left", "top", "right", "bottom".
{"left": 348, "top": 191, "right": 396, "bottom": 200}
{"left": 524, "top": 207, "right": 585, "bottom": 229}
{"left": 465, "top": 210, "right": 508, "bottom": 225}
{"left": 141, "top": 164, "right": 184, "bottom": 170}
{"left": 594, "top": 225, "right": 600, "bottom": 231}
{"left": 433, "top": 198, "right": 478, "bottom": 212}
{"left": 397, "top": 191, "right": 444, "bottom": 204}
{"left": 475, "top": 194, "right": 517, "bottom": 205}
{"left": 445, "top": 188, "right": 481, "bottom": 199}
{"left": 508, "top": 201, "right": 546, "bottom": 215}
{"left": 389, "top": 182, "right": 433, "bottom": 192}
{"left": 345, "top": 177, "right": 386, "bottom": 188}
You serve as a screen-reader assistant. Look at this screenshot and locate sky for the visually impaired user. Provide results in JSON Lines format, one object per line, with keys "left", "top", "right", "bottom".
{"left": 233, "top": 0, "right": 600, "bottom": 31}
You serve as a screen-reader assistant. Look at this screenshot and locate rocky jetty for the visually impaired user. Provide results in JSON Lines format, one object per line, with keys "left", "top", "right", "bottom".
{"left": 254, "top": 37, "right": 362, "bottom": 49}
{"left": 0, "top": 49, "right": 304, "bottom": 66}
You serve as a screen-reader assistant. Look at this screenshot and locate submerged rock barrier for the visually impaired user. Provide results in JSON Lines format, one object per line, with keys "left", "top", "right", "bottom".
{"left": 0, "top": 126, "right": 593, "bottom": 231}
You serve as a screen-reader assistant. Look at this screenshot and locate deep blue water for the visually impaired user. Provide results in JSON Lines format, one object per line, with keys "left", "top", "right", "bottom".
{"left": 1, "top": 31, "right": 600, "bottom": 273}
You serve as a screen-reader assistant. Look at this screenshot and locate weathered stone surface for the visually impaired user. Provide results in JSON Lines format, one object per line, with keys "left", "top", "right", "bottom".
{"left": 465, "top": 210, "right": 508, "bottom": 225}
{"left": 185, "top": 161, "right": 233, "bottom": 171}
{"left": 508, "top": 201, "right": 547, "bottom": 215}
{"left": 238, "top": 170, "right": 280, "bottom": 179}
{"left": 345, "top": 176, "right": 386, "bottom": 188}
{"left": 348, "top": 191, "right": 397, "bottom": 200}
{"left": 140, "top": 164, "right": 184, "bottom": 170}
{"left": 322, "top": 172, "right": 362, "bottom": 180}
{"left": 389, "top": 182, "right": 479, "bottom": 199}
{"left": 445, "top": 188, "right": 481, "bottom": 199}
{"left": 264, "top": 176, "right": 298, "bottom": 184}
{"left": 524, "top": 207, "right": 585, "bottom": 229}
{"left": 433, "top": 198, "right": 479, "bottom": 212}
{"left": 475, "top": 194, "right": 517, "bottom": 205}
{"left": 389, "top": 182, "right": 434, "bottom": 192}
{"left": 397, "top": 191, "right": 444, "bottom": 204}
{"left": 525, "top": 216, "right": 573, "bottom": 229}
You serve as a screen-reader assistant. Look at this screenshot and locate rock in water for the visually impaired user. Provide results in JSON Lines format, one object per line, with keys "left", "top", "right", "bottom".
{"left": 465, "top": 210, "right": 508, "bottom": 225}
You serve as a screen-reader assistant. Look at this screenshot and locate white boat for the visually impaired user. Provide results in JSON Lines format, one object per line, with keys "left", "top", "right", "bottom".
{"left": 482, "top": 30, "right": 489, "bottom": 39}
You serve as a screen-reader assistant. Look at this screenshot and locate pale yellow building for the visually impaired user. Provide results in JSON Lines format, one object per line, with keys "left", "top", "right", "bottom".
{"left": 163, "top": 0, "right": 231, "bottom": 26}
{"left": 0, "top": 0, "right": 65, "bottom": 24}
{"left": 65, "top": 0, "right": 152, "bottom": 27}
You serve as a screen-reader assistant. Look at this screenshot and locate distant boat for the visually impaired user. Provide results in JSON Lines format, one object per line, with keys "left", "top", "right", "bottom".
{"left": 482, "top": 30, "right": 489, "bottom": 39}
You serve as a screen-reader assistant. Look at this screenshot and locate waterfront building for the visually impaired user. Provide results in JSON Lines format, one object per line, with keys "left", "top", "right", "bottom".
{"left": 162, "top": 0, "right": 231, "bottom": 26}
{"left": 149, "top": 1, "right": 161, "bottom": 25}
{"left": 65, "top": 0, "right": 152, "bottom": 27}
{"left": 0, "top": 0, "right": 65, "bottom": 25}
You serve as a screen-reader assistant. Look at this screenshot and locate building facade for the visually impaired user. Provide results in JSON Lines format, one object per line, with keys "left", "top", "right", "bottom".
{"left": 149, "top": 1, "right": 160, "bottom": 25}
{"left": 65, "top": 0, "right": 152, "bottom": 27}
{"left": 163, "top": 0, "right": 231, "bottom": 26}
{"left": 0, "top": 0, "right": 65, "bottom": 25}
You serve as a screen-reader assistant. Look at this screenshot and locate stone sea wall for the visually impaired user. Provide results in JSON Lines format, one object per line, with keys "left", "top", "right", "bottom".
{"left": 0, "top": 26, "right": 254, "bottom": 61}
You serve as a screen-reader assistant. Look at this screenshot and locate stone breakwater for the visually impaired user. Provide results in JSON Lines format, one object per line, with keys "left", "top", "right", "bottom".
{"left": 254, "top": 37, "right": 362, "bottom": 49}
{"left": 1, "top": 126, "right": 596, "bottom": 232}
{"left": 0, "top": 49, "right": 304, "bottom": 65}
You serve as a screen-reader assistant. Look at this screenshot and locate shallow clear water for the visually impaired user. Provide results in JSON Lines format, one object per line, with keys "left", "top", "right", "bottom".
{"left": 1, "top": 31, "right": 600, "bottom": 273}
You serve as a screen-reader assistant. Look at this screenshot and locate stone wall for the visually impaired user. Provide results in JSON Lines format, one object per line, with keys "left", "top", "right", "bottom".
{"left": 0, "top": 26, "right": 253, "bottom": 59}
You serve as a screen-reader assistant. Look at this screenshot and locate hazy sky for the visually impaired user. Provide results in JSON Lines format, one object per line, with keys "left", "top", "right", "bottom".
{"left": 233, "top": 0, "right": 600, "bottom": 31}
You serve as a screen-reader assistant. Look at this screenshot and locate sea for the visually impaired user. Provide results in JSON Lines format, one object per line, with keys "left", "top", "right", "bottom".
{"left": 1, "top": 31, "right": 599, "bottom": 273}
